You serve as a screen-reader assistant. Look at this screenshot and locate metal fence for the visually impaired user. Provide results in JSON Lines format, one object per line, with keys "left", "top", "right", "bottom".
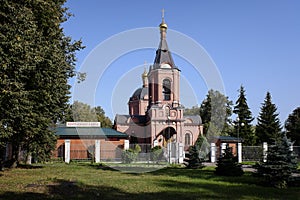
{"left": 129, "top": 144, "right": 152, "bottom": 153}
{"left": 293, "top": 146, "right": 300, "bottom": 161}
{"left": 52, "top": 143, "right": 300, "bottom": 163}
{"left": 242, "top": 146, "right": 263, "bottom": 161}
{"left": 242, "top": 145, "right": 300, "bottom": 162}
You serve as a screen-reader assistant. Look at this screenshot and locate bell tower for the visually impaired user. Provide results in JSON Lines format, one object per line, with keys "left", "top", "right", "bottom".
{"left": 114, "top": 10, "right": 202, "bottom": 154}
{"left": 148, "top": 10, "right": 181, "bottom": 109}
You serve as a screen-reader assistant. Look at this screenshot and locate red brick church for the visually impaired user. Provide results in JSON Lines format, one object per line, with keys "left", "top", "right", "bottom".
{"left": 114, "top": 15, "right": 203, "bottom": 151}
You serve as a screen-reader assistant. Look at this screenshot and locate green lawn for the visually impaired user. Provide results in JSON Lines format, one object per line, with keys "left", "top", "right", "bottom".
{"left": 0, "top": 163, "right": 299, "bottom": 200}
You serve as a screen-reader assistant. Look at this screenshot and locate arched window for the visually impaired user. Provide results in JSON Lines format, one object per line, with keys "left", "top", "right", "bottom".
{"left": 163, "top": 79, "right": 171, "bottom": 100}
{"left": 185, "top": 133, "right": 191, "bottom": 146}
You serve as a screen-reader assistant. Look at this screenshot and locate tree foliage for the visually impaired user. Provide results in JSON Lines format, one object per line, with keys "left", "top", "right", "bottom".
{"left": 256, "top": 92, "right": 281, "bottom": 144}
{"left": 255, "top": 133, "right": 298, "bottom": 188}
{"left": 199, "top": 89, "right": 233, "bottom": 137}
{"left": 285, "top": 107, "right": 300, "bottom": 146}
{"left": 121, "top": 144, "right": 141, "bottom": 164}
{"left": 64, "top": 101, "right": 113, "bottom": 128}
{"left": 233, "top": 86, "right": 256, "bottom": 145}
{"left": 194, "top": 135, "right": 210, "bottom": 160}
{"left": 184, "top": 105, "right": 200, "bottom": 116}
{"left": 0, "top": 0, "right": 84, "bottom": 166}
{"left": 150, "top": 146, "right": 163, "bottom": 163}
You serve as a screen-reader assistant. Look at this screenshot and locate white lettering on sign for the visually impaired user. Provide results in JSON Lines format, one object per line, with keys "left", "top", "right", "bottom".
{"left": 66, "top": 122, "right": 101, "bottom": 127}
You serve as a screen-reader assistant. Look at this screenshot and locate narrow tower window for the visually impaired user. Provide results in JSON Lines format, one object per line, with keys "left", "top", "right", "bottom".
{"left": 163, "top": 79, "right": 171, "bottom": 100}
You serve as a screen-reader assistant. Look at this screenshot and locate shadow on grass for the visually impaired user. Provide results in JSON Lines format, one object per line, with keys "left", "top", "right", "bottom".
{"left": 0, "top": 178, "right": 222, "bottom": 200}
{"left": 1, "top": 177, "right": 299, "bottom": 200}
{"left": 17, "top": 164, "right": 44, "bottom": 169}
{"left": 149, "top": 167, "right": 263, "bottom": 186}
{"left": 156, "top": 178, "right": 300, "bottom": 200}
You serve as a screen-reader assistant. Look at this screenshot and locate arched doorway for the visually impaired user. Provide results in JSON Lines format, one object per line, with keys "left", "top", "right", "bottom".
{"left": 157, "top": 127, "right": 176, "bottom": 147}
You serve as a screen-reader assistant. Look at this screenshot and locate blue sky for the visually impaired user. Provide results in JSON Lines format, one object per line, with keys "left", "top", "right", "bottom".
{"left": 63, "top": 0, "right": 300, "bottom": 125}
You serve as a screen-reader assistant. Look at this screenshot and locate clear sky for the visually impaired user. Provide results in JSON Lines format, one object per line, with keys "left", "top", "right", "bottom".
{"left": 63, "top": 0, "right": 300, "bottom": 125}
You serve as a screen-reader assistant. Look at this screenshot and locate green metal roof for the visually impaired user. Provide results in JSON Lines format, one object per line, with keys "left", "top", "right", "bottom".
{"left": 55, "top": 127, "right": 128, "bottom": 138}
{"left": 215, "top": 136, "right": 243, "bottom": 142}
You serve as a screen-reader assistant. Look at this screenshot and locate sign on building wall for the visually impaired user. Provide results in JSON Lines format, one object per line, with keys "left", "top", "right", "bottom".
{"left": 66, "top": 122, "right": 101, "bottom": 127}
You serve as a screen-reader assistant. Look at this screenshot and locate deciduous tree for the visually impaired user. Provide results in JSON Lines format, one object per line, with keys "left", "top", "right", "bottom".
{"left": 64, "top": 101, "right": 112, "bottom": 128}
{"left": 0, "top": 0, "right": 83, "bottom": 167}
{"left": 200, "top": 89, "right": 233, "bottom": 137}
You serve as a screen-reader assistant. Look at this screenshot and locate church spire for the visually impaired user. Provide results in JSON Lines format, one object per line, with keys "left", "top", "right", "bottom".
{"left": 153, "top": 9, "right": 177, "bottom": 70}
{"left": 159, "top": 9, "right": 168, "bottom": 40}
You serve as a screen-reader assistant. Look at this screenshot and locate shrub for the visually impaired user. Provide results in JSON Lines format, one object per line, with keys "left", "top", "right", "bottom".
{"left": 150, "top": 146, "right": 163, "bottom": 163}
{"left": 215, "top": 145, "right": 244, "bottom": 176}
{"left": 121, "top": 149, "right": 137, "bottom": 164}
{"left": 195, "top": 135, "right": 210, "bottom": 160}
{"left": 121, "top": 144, "right": 141, "bottom": 164}
{"left": 184, "top": 145, "right": 204, "bottom": 169}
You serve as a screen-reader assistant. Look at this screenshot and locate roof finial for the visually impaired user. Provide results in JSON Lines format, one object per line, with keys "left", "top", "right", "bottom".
{"left": 159, "top": 8, "right": 168, "bottom": 32}
{"left": 161, "top": 8, "right": 165, "bottom": 22}
{"left": 142, "top": 61, "right": 148, "bottom": 87}
{"left": 143, "top": 60, "right": 148, "bottom": 73}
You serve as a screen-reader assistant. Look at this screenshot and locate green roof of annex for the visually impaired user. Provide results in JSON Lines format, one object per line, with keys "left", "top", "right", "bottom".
{"left": 55, "top": 127, "right": 128, "bottom": 138}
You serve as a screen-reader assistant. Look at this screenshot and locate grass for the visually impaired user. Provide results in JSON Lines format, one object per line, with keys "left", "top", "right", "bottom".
{"left": 0, "top": 163, "right": 299, "bottom": 200}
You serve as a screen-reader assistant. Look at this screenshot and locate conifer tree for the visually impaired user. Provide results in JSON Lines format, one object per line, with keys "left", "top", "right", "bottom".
{"left": 285, "top": 107, "right": 300, "bottom": 146}
{"left": 233, "top": 86, "right": 256, "bottom": 145}
{"left": 255, "top": 133, "right": 298, "bottom": 188}
{"left": 256, "top": 92, "right": 281, "bottom": 144}
{"left": 184, "top": 145, "right": 204, "bottom": 169}
{"left": 215, "top": 145, "right": 244, "bottom": 176}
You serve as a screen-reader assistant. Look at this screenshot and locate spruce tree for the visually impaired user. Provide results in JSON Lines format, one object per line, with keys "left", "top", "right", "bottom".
{"left": 184, "top": 145, "right": 204, "bottom": 169}
{"left": 255, "top": 133, "right": 298, "bottom": 188}
{"left": 285, "top": 107, "right": 300, "bottom": 146}
{"left": 215, "top": 145, "right": 244, "bottom": 176}
{"left": 233, "top": 85, "right": 256, "bottom": 145}
{"left": 256, "top": 92, "right": 281, "bottom": 144}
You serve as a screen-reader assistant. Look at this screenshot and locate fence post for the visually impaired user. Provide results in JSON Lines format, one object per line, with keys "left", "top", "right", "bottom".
{"left": 221, "top": 143, "right": 227, "bottom": 157}
{"left": 124, "top": 140, "right": 129, "bottom": 150}
{"left": 178, "top": 143, "right": 184, "bottom": 164}
{"left": 211, "top": 143, "right": 216, "bottom": 163}
{"left": 153, "top": 140, "right": 158, "bottom": 147}
{"left": 263, "top": 142, "right": 268, "bottom": 162}
{"left": 64, "top": 140, "right": 70, "bottom": 163}
{"left": 290, "top": 143, "right": 293, "bottom": 152}
{"left": 238, "top": 143, "right": 242, "bottom": 163}
{"left": 95, "top": 140, "right": 100, "bottom": 163}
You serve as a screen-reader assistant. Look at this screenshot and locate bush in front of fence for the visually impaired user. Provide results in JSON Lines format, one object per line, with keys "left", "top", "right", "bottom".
{"left": 150, "top": 146, "right": 163, "bottom": 164}
{"left": 121, "top": 144, "right": 141, "bottom": 164}
{"left": 215, "top": 145, "right": 244, "bottom": 176}
{"left": 184, "top": 145, "right": 205, "bottom": 169}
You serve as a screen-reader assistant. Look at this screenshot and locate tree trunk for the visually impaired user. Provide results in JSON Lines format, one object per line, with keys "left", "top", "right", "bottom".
{"left": 26, "top": 153, "right": 32, "bottom": 165}
{"left": 9, "top": 144, "right": 21, "bottom": 168}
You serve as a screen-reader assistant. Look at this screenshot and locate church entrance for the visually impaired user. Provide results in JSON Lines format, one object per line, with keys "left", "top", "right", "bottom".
{"left": 159, "top": 127, "right": 176, "bottom": 147}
